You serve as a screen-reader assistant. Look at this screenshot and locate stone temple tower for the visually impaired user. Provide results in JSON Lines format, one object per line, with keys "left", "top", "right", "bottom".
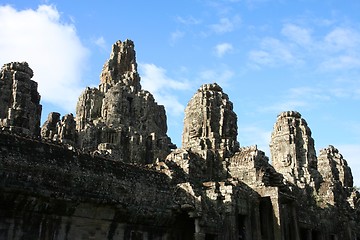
{"left": 270, "top": 111, "right": 321, "bottom": 188}
{"left": 182, "top": 83, "right": 239, "bottom": 154}
{"left": 0, "top": 62, "right": 42, "bottom": 137}
{"left": 165, "top": 83, "right": 239, "bottom": 181}
{"left": 75, "top": 40, "right": 174, "bottom": 164}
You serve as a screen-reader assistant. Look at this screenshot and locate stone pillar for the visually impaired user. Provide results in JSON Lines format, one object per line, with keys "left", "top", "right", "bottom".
{"left": 193, "top": 218, "right": 205, "bottom": 240}
{"left": 271, "top": 194, "right": 282, "bottom": 240}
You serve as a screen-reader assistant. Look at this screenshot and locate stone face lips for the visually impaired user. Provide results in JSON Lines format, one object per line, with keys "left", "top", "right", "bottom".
{"left": 182, "top": 83, "right": 239, "bottom": 153}
{"left": 270, "top": 111, "right": 321, "bottom": 188}
{"left": 75, "top": 39, "right": 173, "bottom": 164}
{"left": 0, "top": 62, "right": 42, "bottom": 137}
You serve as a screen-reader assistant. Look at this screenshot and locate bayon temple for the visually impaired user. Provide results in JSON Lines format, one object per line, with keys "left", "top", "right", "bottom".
{"left": 0, "top": 39, "right": 359, "bottom": 240}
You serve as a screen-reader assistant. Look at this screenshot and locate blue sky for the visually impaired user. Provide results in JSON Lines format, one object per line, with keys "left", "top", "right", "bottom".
{"left": 0, "top": 0, "right": 359, "bottom": 186}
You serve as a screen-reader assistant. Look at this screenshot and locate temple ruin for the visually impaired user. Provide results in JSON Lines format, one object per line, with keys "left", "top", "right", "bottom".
{"left": 0, "top": 39, "right": 359, "bottom": 240}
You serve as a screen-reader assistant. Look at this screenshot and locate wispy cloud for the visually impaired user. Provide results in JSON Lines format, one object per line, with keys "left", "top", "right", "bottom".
{"left": 0, "top": 4, "right": 89, "bottom": 113}
{"left": 240, "top": 125, "right": 272, "bottom": 155}
{"left": 248, "top": 50, "right": 273, "bottom": 67}
{"left": 320, "top": 55, "right": 360, "bottom": 71}
{"left": 176, "top": 16, "right": 201, "bottom": 25}
{"left": 287, "top": 87, "right": 330, "bottom": 101}
{"left": 139, "top": 63, "right": 191, "bottom": 116}
{"left": 199, "top": 68, "right": 234, "bottom": 86}
{"left": 324, "top": 27, "right": 360, "bottom": 52}
{"left": 214, "top": 43, "right": 234, "bottom": 57}
{"left": 170, "top": 30, "right": 185, "bottom": 45}
{"left": 249, "top": 22, "right": 360, "bottom": 71}
{"left": 258, "top": 100, "right": 308, "bottom": 113}
{"left": 210, "top": 15, "right": 241, "bottom": 34}
{"left": 94, "top": 36, "right": 107, "bottom": 50}
{"left": 281, "top": 23, "right": 312, "bottom": 46}
{"left": 248, "top": 37, "right": 300, "bottom": 67}
{"left": 319, "top": 27, "right": 360, "bottom": 71}
{"left": 258, "top": 85, "right": 335, "bottom": 114}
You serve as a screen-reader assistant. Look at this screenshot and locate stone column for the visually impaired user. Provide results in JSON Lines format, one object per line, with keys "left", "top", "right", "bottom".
{"left": 193, "top": 218, "right": 205, "bottom": 240}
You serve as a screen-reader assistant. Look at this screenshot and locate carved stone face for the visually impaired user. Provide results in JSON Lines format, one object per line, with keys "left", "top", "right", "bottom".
{"left": 189, "top": 118, "right": 202, "bottom": 138}
{"left": 282, "top": 154, "right": 292, "bottom": 167}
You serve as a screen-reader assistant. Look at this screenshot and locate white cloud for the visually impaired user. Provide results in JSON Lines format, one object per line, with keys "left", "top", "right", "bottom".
{"left": 320, "top": 55, "right": 360, "bottom": 71}
{"left": 139, "top": 63, "right": 190, "bottom": 116}
{"left": 0, "top": 4, "right": 89, "bottom": 113}
{"left": 240, "top": 125, "right": 271, "bottom": 156}
{"left": 288, "top": 87, "right": 330, "bottom": 101}
{"left": 281, "top": 23, "right": 312, "bottom": 46}
{"left": 248, "top": 50, "right": 273, "bottom": 66}
{"left": 262, "top": 38, "right": 296, "bottom": 63}
{"left": 317, "top": 27, "right": 360, "bottom": 71}
{"left": 94, "top": 36, "right": 107, "bottom": 50}
{"left": 249, "top": 23, "right": 360, "bottom": 70}
{"left": 258, "top": 86, "right": 331, "bottom": 114}
{"left": 324, "top": 27, "right": 360, "bottom": 52}
{"left": 176, "top": 16, "right": 201, "bottom": 25}
{"left": 214, "top": 43, "right": 233, "bottom": 57}
{"left": 199, "top": 68, "right": 234, "bottom": 86}
{"left": 257, "top": 100, "right": 308, "bottom": 113}
{"left": 210, "top": 15, "right": 241, "bottom": 34}
{"left": 248, "top": 37, "right": 299, "bottom": 67}
{"left": 170, "top": 30, "right": 185, "bottom": 45}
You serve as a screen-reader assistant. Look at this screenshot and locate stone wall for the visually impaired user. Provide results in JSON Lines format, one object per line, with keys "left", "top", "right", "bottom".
{"left": 0, "top": 131, "right": 178, "bottom": 239}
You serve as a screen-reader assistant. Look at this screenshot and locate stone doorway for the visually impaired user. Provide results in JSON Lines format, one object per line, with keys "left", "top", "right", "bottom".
{"left": 170, "top": 212, "right": 195, "bottom": 240}
{"left": 259, "top": 197, "right": 275, "bottom": 240}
